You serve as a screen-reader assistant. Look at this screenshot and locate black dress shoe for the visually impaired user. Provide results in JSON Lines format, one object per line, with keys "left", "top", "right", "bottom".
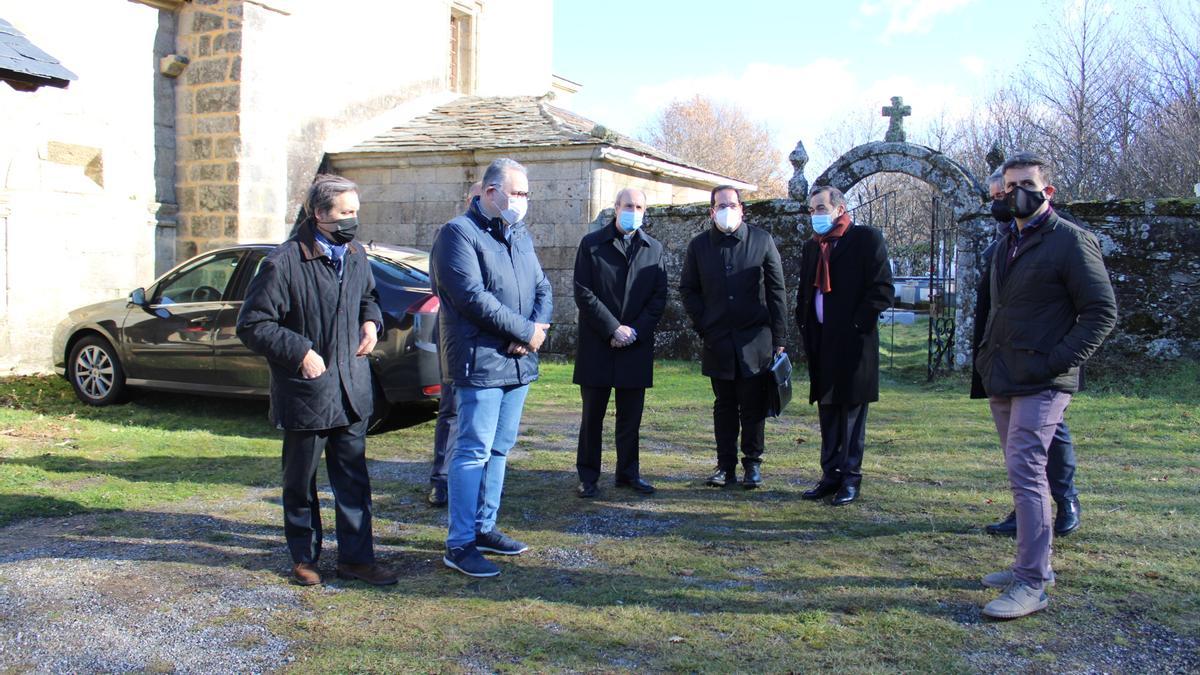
{"left": 801, "top": 481, "right": 839, "bottom": 500}
{"left": 985, "top": 510, "right": 1017, "bottom": 536}
{"left": 705, "top": 466, "right": 737, "bottom": 488}
{"left": 741, "top": 464, "right": 762, "bottom": 489}
{"left": 1055, "top": 497, "right": 1080, "bottom": 536}
{"left": 577, "top": 481, "right": 598, "bottom": 498}
{"left": 427, "top": 483, "right": 448, "bottom": 507}
{"left": 615, "top": 477, "right": 656, "bottom": 494}
{"left": 831, "top": 484, "right": 859, "bottom": 506}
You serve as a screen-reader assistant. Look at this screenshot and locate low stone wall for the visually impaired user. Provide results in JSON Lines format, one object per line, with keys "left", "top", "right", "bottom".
{"left": 1058, "top": 199, "right": 1200, "bottom": 365}
{"left": 549, "top": 198, "right": 1200, "bottom": 370}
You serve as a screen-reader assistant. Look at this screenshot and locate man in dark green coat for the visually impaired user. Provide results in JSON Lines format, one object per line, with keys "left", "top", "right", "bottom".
{"left": 975, "top": 153, "right": 1117, "bottom": 619}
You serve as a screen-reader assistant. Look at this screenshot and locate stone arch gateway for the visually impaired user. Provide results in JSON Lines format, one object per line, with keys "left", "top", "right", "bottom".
{"left": 813, "top": 141, "right": 987, "bottom": 222}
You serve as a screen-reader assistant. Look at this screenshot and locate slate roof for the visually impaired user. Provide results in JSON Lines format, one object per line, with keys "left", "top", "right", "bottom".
{"left": 0, "top": 17, "right": 76, "bottom": 91}
{"left": 346, "top": 95, "right": 740, "bottom": 182}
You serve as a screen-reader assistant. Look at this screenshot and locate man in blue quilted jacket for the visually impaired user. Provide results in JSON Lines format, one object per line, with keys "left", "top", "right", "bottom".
{"left": 432, "top": 158, "right": 553, "bottom": 578}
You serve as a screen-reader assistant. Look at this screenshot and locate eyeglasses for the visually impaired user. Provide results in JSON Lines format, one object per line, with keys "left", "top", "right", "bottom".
{"left": 487, "top": 185, "right": 530, "bottom": 199}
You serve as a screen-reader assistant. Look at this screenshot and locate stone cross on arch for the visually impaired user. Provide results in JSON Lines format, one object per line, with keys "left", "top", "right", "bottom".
{"left": 882, "top": 96, "right": 912, "bottom": 142}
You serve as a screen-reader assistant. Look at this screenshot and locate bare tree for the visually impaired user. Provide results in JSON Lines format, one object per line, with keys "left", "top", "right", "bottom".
{"left": 641, "top": 95, "right": 788, "bottom": 198}
{"left": 1129, "top": 0, "right": 1200, "bottom": 196}
{"left": 1020, "top": 0, "right": 1133, "bottom": 200}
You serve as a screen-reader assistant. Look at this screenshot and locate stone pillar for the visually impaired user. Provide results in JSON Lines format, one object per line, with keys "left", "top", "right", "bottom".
{"left": 153, "top": 7, "right": 180, "bottom": 275}
{"left": 175, "top": 0, "right": 243, "bottom": 261}
{"left": 954, "top": 215, "right": 996, "bottom": 369}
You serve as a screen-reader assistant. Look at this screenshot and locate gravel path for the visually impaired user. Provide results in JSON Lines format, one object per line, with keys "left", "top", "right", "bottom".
{"left": 0, "top": 493, "right": 304, "bottom": 674}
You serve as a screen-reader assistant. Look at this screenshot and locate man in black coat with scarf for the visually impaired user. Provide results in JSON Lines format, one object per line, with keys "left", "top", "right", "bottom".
{"left": 795, "top": 185, "right": 894, "bottom": 506}
{"left": 680, "top": 185, "right": 788, "bottom": 490}
{"left": 237, "top": 174, "right": 397, "bottom": 587}
{"left": 573, "top": 188, "right": 668, "bottom": 498}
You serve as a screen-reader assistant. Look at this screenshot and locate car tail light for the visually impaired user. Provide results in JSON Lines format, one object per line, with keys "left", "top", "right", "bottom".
{"left": 408, "top": 294, "right": 440, "bottom": 314}
{"left": 422, "top": 384, "right": 442, "bottom": 397}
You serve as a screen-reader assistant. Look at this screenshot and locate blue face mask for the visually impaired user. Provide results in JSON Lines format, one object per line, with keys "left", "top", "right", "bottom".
{"left": 618, "top": 210, "right": 643, "bottom": 233}
{"left": 811, "top": 214, "right": 834, "bottom": 235}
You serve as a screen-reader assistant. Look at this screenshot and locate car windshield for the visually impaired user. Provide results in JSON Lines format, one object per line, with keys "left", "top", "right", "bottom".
{"left": 369, "top": 255, "right": 429, "bottom": 288}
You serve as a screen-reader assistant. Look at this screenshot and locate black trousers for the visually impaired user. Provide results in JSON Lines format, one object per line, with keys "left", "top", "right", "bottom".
{"left": 576, "top": 386, "right": 645, "bottom": 484}
{"left": 711, "top": 371, "right": 769, "bottom": 471}
{"left": 281, "top": 417, "right": 374, "bottom": 565}
{"left": 816, "top": 402, "right": 869, "bottom": 488}
{"left": 429, "top": 380, "right": 457, "bottom": 488}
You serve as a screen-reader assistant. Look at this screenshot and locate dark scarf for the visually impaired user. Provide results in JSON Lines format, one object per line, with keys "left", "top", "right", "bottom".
{"left": 812, "top": 212, "right": 853, "bottom": 293}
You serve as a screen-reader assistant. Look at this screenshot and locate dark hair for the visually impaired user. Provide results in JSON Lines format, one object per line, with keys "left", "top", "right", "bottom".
{"left": 305, "top": 174, "right": 358, "bottom": 220}
{"left": 710, "top": 184, "right": 742, "bottom": 207}
{"left": 808, "top": 185, "right": 846, "bottom": 208}
{"left": 1001, "top": 152, "right": 1053, "bottom": 184}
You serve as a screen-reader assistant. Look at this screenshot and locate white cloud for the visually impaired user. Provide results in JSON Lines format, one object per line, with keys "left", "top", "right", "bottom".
{"left": 858, "top": 0, "right": 975, "bottom": 38}
{"left": 960, "top": 54, "right": 986, "bottom": 78}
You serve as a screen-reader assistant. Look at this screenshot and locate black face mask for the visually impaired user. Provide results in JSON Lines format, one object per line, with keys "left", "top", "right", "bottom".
{"left": 990, "top": 199, "right": 1014, "bottom": 229}
{"left": 319, "top": 216, "right": 358, "bottom": 245}
{"left": 1004, "top": 186, "right": 1047, "bottom": 219}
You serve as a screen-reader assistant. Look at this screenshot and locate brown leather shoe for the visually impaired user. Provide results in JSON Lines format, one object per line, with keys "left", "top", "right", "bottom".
{"left": 336, "top": 561, "right": 399, "bottom": 586}
{"left": 291, "top": 562, "right": 321, "bottom": 586}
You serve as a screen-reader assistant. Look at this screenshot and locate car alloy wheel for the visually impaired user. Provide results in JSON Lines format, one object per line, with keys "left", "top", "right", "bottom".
{"left": 68, "top": 336, "right": 127, "bottom": 406}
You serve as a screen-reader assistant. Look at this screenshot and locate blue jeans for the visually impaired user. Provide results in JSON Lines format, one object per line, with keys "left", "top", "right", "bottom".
{"left": 446, "top": 383, "right": 530, "bottom": 548}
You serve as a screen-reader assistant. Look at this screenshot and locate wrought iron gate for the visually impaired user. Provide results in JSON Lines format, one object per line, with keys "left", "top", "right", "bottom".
{"left": 927, "top": 196, "right": 957, "bottom": 380}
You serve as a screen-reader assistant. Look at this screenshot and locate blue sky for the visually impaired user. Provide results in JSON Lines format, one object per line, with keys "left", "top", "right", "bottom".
{"left": 552, "top": 0, "right": 1051, "bottom": 170}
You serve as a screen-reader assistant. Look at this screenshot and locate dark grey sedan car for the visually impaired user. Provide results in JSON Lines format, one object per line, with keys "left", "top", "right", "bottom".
{"left": 52, "top": 242, "right": 441, "bottom": 430}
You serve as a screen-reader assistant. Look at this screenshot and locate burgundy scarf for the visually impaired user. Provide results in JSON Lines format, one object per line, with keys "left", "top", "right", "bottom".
{"left": 812, "top": 212, "right": 853, "bottom": 293}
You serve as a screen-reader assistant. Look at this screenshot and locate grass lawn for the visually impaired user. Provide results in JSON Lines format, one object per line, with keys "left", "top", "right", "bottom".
{"left": 1, "top": 320, "right": 1197, "bottom": 671}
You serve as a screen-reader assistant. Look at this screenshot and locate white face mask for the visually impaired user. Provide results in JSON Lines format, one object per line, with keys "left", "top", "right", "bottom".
{"left": 713, "top": 207, "right": 741, "bottom": 233}
{"left": 499, "top": 195, "right": 528, "bottom": 226}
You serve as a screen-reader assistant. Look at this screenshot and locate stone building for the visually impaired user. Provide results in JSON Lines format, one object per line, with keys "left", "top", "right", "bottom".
{"left": 328, "top": 94, "right": 752, "bottom": 344}
{"left": 0, "top": 0, "right": 553, "bottom": 373}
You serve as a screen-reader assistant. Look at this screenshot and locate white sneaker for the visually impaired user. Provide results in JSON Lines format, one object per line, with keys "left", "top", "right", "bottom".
{"left": 981, "top": 569, "right": 1056, "bottom": 589}
{"left": 982, "top": 581, "right": 1049, "bottom": 619}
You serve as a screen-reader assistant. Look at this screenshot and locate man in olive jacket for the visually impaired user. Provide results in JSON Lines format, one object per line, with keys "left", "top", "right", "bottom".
{"left": 795, "top": 185, "right": 894, "bottom": 507}
{"left": 975, "top": 153, "right": 1116, "bottom": 620}
{"left": 680, "top": 185, "right": 787, "bottom": 489}
{"left": 237, "top": 174, "right": 397, "bottom": 587}
{"left": 972, "top": 170, "right": 1082, "bottom": 538}
{"left": 573, "top": 188, "right": 668, "bottom": 498}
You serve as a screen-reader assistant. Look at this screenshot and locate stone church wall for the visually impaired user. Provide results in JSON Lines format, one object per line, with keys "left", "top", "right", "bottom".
{"left": 0, "top": 1, "right": 165, "bottom": 374}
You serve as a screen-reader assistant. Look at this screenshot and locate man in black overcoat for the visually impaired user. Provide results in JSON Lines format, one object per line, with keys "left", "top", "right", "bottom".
{"left": 680, "top": 185, "right": 787, "bottom": 489}
{"left": 237, "top": 174, "right": 397, "bottom": 587}
{"left": 573, "top": 188, "right": 668, "bottom": 498}
{"left": 795, "top": 185, "right": 894, "bottom": 506}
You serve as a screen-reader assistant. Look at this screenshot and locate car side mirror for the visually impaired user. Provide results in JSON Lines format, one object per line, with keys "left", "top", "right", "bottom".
{"left": 129, "top": 287, "right": 147, "bottom": 306}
